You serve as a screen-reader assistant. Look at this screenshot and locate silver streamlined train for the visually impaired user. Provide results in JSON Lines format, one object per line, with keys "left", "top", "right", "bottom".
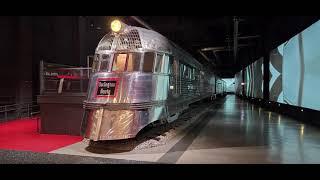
{"left": 81, "top": 20, "right": 226, "bottom": 141}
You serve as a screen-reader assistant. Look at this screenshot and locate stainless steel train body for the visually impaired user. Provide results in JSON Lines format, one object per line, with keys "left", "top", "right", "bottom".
{"left": 81, "top": 25, "right": 226, "bottom": 141}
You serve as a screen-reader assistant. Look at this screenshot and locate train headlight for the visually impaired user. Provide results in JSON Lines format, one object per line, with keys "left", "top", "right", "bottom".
{"left": 111, "top": 20, "right": 122, "bottom": 33}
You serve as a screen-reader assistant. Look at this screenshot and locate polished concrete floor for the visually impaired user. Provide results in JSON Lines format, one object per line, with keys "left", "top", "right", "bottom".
{"left": 20, "top": 95, "right": 320, "bottom": 163}
{"left": 50, "top": 95, "right": 320, "bottom": 163}
{"left": 175, "top": 95, "right": 320, "bottom": 163}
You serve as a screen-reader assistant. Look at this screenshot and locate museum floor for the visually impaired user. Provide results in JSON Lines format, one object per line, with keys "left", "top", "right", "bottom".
{"left": 1, "top": 95, "right": 320, "bottom": 164}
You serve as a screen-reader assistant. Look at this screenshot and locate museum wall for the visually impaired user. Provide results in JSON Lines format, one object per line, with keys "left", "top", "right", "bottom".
{"left": 0, "top": 16, "right": 108, "bottom": 105}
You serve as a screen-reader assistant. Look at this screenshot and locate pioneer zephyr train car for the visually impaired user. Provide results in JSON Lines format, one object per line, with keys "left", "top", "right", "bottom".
{"left": 81, "top": 20, "right": 226, "bottom": 141}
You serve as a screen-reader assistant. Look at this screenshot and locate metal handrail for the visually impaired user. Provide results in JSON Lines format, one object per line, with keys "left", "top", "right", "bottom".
{"left": 0, "top": 101, "right": 40, "bottom": 121}
{"left": 0, "top": 101, "right": 37, "bottom": 107}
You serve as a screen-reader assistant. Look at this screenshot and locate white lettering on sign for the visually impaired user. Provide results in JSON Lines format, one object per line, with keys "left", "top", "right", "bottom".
{"left": 96, "top": 80, "right": 118, "bottom": 96}
{"left": 44, "top": 72, "right": 59, "bottom": 76}
{"left": 100, "top": 89, "right": 111, "bottom": 95}
{"left": 98, "top": 81, "right": 116, "bottom": 88}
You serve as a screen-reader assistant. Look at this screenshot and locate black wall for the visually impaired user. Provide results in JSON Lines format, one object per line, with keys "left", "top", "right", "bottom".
{"left": 263, "top": 16, "right": 320, "bottom": 54}
{"left": 0, "top": 16, "right": 108, "bottom": 105}
{"left": 237, "top": 16, "right": 320, "bottom": 72}
{"left": 0, "top": 16, "right": 20, "bottom": 105}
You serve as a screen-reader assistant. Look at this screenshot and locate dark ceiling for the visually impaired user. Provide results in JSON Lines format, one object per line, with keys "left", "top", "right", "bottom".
{"left": 119, "top": 16, "right": 319, "bottom": 78}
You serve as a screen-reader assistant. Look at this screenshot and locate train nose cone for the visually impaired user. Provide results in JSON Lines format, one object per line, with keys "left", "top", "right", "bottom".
{"left": 84, "top": 109, "right": 137, "bottom": 141}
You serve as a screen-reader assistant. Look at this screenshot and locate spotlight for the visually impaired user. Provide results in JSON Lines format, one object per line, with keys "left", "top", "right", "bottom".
{"left": 111, "top": 19, "right": 125, "bottom": 33}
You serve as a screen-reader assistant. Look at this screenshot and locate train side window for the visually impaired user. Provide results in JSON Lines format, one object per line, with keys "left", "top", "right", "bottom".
{"left": 127, "top": 53, "right": 141, "bottom": 72}
{"left": 92, "top": 54, "right": 99, "bottom": 73}
{"left": 200, "top": 71, "right": 205, "bottom": 80}
{"left": 184, "top": 66, "right": 189, "bottom": 79}
{"left": 143, "top": 52, "right": 155, "bottom": 72}
{"left": 168, "top": 55, "right": 174, "bottom": 75}
{"left": 180, "top": 63, "right": 186, "bottom": 78}
{"left": 112, "top": 53, "right": 127, "bottom": 72}
{"left": 162, "top": 54, "right": 169, "bottom": 74}
{"left": 173, "top": 58, "right": 178, "bottom": 75}
{"left": 179, "top": 63, "right": 183, "bottom": 77}
{"left": 194, "top": 69, "right": 199, "bottom": 80}
{"left": 191, "top": 68, "right": 194, "bottom": 80}
{"left": 154, "top": 53, "right": 163, "bottom": 73}
{"left": 183, "top": 65, "right": 187, "bottom": 78}
{"left": 99, "top": 54, "right": 112, "bottom": 72}
{"left": 99, "top": 60, "right": 109, "bottom": 72}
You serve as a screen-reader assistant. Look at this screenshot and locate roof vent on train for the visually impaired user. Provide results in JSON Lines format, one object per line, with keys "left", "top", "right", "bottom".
{"left": 97, "top": 29, "right": 142, "bottom": 51}
{"left": 116, "top": 29, "right": 142, "bottom": 50}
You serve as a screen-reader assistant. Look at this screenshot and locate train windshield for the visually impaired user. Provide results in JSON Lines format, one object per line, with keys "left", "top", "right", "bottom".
{"left": 92, "top": 54, "right": 113, "bottom": 72}
{"left": 92, "top": 53, "right": 142, "bottom": 72}
{"left": 112, "top": 53, "right": 142, "bottom": 72}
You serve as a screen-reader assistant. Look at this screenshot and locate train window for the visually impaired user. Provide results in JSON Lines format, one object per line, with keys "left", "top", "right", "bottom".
{"left": 200, "top": 71, "right": 205, "bottom": 80}
{"left": 168, "top": 56, "right": 174, "bottom": 75}
{"left": 180, "top": 63, "right": 186, "bottom": 78}
{"left": 184, "top": 66, "right": 190, "bottom": 79}
{"left": 99, "top": 60, "right": 109, "bottom": 72}
{"left": 154, "top": 53, "right": 163, "bottom": 73}
{"left": 192, "top": 68, "right": 194, "bottom": 80}
{"left": 92, "top": 54, "right": 111, "bottom": 72}
{"left": 143, "top": 52, "right": 155, "bottom": 72}
{"left": 191, "top": 68, "right": 195, "bottom": 80}
{"left": 162, "top": 54, "right": 169, "bottom": 74}
{"left": 112, "top": 53, "right": 127, "bottom": 72}
{"left": 127, "top": 53, "right": 141, "bottom": 72}
{"left": 168, "top": 55, "right": 179, "bottom": 75}
{"left": 173, "top": 59, "right": 178, "bottom": 75}
{"left": 196, "top": 69, "right": 199, "bottom": 80}
{"left": 99, "top": 54, "right": 112, "bottom": 72}
{"left": 92, "top": 54, "right": 99, "bottom": 73}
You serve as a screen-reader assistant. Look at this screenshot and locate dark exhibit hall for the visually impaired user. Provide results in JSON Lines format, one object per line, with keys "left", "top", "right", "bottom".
{"left": 1, "top": 16, "right": 320, "bottom": 164}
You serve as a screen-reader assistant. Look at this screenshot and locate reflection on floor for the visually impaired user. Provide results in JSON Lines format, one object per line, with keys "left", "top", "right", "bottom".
{"left": 51, "top": 95, "right": 320, "bottom": 163}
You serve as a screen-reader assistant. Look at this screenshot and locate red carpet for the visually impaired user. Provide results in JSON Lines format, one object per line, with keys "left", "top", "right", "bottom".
{"left": 0, "top": 117, "right": 83, "bottom": 152}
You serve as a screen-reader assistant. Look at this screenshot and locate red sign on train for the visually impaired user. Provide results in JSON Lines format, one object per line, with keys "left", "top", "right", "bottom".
{"left": 95, "top": 78, "right": 120, "bottom": 98}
